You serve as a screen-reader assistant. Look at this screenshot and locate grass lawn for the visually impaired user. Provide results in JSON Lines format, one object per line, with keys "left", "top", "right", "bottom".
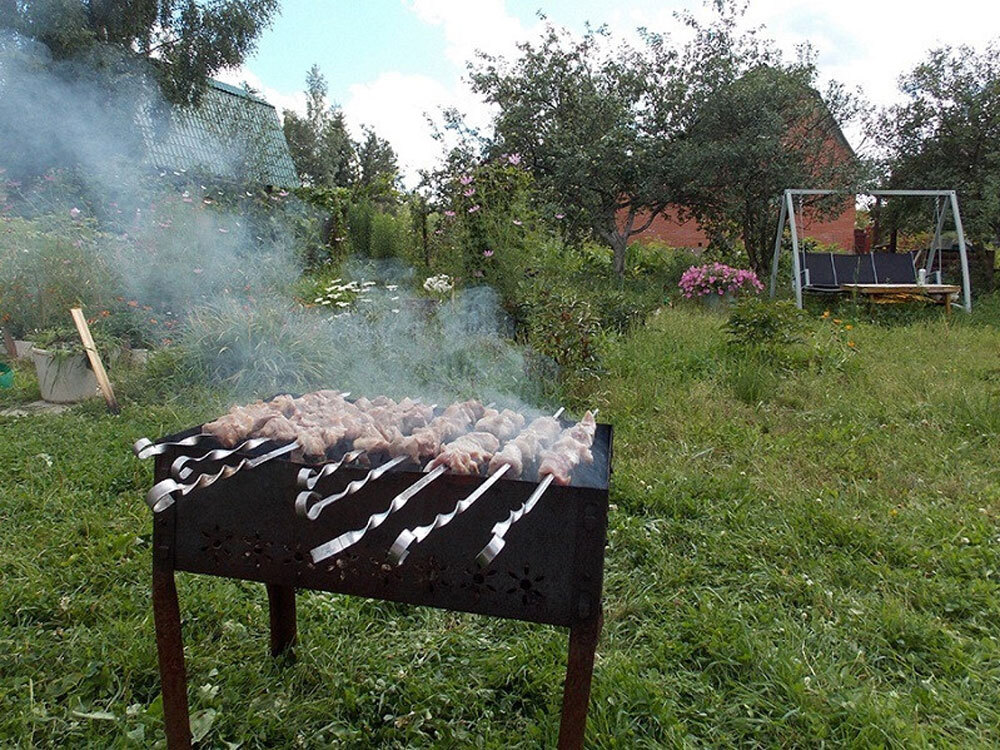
{"left": 2, "top": 302, "right": 999, "bottom": 747}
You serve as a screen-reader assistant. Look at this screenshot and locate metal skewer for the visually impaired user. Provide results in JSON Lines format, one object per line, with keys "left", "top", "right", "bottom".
{"left": 310, "top": 465, "right": 447, "bottom": 563}
{"left": 296, "top": 450, "right": 364, "bottom": 492}
{"left": 476, "top": 474, "right": 554, "bottom": 568}
{"left": 170, "top": 438, "right": 273, "bottom": 480}
{"left": 388, "top": 407, "right": 565, "bottom": 565}
{"left": 293, "top": 402, "right": 440, "bottom": 519}
{"left": 388, "top": 463, "right": 511, "bottom": 565}
{"left": 475, "top": 408, "right": 597, "bottom": 568}
{"left": 145, "top": 440, "right": 299, "bottom": 513}
{"left": 295, "top": 455, "right": 407, "bottom": 521}
{"left": 134, "top": 434, "right": 212, "bottom": 460}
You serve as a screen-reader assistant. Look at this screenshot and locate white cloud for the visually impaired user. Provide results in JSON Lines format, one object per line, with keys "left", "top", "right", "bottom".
{"left": 341, "top": 71, "right": 488, "bottom": 183}
{"left": 405, "top": 0, "right": 535, "bottom": 65}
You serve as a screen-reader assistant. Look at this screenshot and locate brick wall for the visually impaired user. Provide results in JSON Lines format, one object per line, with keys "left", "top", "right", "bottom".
{"left": 626, "top": 198, "right": 856, "bottom": 252}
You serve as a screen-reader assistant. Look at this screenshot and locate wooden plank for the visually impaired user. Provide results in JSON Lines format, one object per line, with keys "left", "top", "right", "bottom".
{"left": 840, "top": 283, "right": 960, "bottom": 294}
{"left": 70, "top": 308, "right": 120, "bottom": 414}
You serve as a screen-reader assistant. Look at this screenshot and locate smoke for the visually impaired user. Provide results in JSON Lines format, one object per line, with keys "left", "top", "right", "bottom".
{"left": 0, "top": 30, "right": 300, "bottom": 314}
{"left": 0, "top": 31, "right": 553, "bottom": 414}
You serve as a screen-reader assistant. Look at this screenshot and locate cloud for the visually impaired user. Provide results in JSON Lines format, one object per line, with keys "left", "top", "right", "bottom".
{"left": 405, "top": 0, "right": 534, "bottom": 66}
{"left": 341, "top": 71, "right": 464, "bottom": 183}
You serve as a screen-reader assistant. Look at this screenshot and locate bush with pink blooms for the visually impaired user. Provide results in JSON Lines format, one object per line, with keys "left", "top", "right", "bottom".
{"left": 678, "top": 262, "right": 763, "bottom": 299}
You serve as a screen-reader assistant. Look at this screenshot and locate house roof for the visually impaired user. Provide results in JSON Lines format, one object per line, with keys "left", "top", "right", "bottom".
{"left": 139, "top": 78, "right": 299, "bottom": 187}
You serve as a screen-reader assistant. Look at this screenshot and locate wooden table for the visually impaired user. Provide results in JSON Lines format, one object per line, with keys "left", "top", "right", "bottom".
{"left": 839, "top": 284, "right": 961, "bottom": 316}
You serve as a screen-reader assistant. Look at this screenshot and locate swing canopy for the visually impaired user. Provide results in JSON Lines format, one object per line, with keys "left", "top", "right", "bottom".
{"left": 769, "top": 189, "right": 972, "bottom": 312}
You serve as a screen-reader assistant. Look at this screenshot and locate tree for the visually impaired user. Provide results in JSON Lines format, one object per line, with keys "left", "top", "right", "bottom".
{"left": 873, "top": 42, "right": 1000, "bottom": 246}
{"left": 671, "top": 6, "right": 863, "bottom": 273}
{"left": 282, "top": 64, "right": 355, "bottom": 187}
{"left": 1, "top": 0, "right": 279, "bottom": 104}
{"left": 469, "top": 24, "right": 685, "bottom": 276}
{"left": 355, "top": 126, "right": 399, "bottom": 194}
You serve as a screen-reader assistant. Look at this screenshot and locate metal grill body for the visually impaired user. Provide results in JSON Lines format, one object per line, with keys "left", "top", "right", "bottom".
{"left": 149, "top": 422, "right": 612, "bottom": 748}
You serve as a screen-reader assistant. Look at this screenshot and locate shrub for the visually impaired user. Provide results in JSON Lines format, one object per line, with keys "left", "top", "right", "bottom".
{"left": 679, "top": 262, "right": 764, "bottom": 299}
{"left": 726, "top": 298, "right": 808, "bottom": 350}
{"left": 0, "top": 214, "right": 117, "bottom": 337}
{"left": 369, "top": 210, "right": 410, "bottom": 259}
{"left": 518, "top": 287, "right": 603, "bottom": 387}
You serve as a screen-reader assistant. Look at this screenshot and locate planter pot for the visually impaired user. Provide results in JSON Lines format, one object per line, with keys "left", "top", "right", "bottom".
{"left": 701, "top": 292, "right": 736, "bottom": 310}
{"left": 31, "top": 347, "right": 99, "bottom": 403}
{"left": 15, "top": 340, "right": 33, "bottom": 359}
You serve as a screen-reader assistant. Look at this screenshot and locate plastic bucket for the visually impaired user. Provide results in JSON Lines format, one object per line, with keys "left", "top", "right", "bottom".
{"left": 0, "top": 362, "right": 13, "bottom": 389}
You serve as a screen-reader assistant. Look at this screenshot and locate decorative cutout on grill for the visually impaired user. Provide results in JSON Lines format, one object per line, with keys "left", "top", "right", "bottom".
{"left": 507, "top": 566, "right": 545, "bottom": 606}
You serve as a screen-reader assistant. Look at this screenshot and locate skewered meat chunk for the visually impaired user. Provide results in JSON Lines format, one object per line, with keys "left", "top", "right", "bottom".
{"left": 536, "top": 411, "right": 597, "bottom": 485}
{"left": 257, "top": 415, "right": 298, "bottom": 443}
{"left": 204, "top": 401, "right": 280, "bottom": 446}
{"left": 387, "top": 429, "right": 440, "bottom": 464}
{"left": 475, "top": 408, "right": 526, "bottom": 441}
{"left": 487, "top": 415, "right": 563, "bottom": 477}
{"left": 427, "top": 431, "right": 501, "bottom": 474}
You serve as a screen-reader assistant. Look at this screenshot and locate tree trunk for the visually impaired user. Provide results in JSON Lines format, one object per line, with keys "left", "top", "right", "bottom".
{"left": 611, "top": 233, "right": 628, "bottom": 277}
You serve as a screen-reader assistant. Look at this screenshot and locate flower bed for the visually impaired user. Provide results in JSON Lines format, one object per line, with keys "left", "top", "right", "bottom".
{"left": 679, "top": 262, "right": 763, "bottom": 299}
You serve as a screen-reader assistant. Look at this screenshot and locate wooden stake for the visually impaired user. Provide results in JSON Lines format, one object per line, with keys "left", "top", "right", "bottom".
{"left": 70, "top": 308, "right": 120, "bottom": 414}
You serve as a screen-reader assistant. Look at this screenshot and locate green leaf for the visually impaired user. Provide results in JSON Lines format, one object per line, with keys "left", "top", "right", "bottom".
{"left": 71, "top": 709, "right": 116, "bottom": 721}
{"left": 190, "top": 708, "right": 218, "bottom": 743}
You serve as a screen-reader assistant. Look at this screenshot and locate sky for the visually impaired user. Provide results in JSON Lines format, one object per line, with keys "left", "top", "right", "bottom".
{"left": 217, "top": 0, "right": 1000, "bottom": 184}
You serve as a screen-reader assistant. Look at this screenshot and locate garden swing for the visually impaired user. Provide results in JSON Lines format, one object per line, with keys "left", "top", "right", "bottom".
{"left": 769, "top": 189, "right": 972, "bottom": 313}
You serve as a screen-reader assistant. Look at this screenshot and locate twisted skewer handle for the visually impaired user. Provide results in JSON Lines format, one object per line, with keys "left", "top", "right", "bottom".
{"left": 310, "top": 465, "right": 447, "bottom": 563}
{"left": 296, "top": 450, "right": 364, "bottom": 492}
{"left": 389, "top": 464, "right": 511, "bottom": 565}
{"left": 145, "top": 441, "right": 298, "bottom": 513}
{"left": 133, "top": 434, "right": 211, "bottom": 460}
{"left": 170, "top": 438, "right": 272, "bottom": 480}
{"left": 476, "top": 474, "right": 555, "bottom": 568}
{"left": 295, "top": 455, "right": 407, "bottom": 521}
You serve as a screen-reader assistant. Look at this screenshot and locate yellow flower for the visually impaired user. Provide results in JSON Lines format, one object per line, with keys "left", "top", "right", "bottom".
{"left": 844, "top": 324, "right": 853, "bottom": 330}
{"left": 822, "top": 310, "right": 830, "bottom": 318}
{"left": 847, "top": 340, "right": 856, "bottom": 348}
{"left": 833, "top": 318, "right": 842, "bottom": 324}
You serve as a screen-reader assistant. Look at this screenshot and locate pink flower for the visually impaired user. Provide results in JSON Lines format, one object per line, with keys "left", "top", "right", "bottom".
{"left": 468, "top": 205, "right": 480, "bottom": 213}
{"left": 463, "top": 187, "right": 476, "bottom": 197}
{"left": 483, "top": 249, "right": 494, "bottom": 257}
{"left": 555, "top": 213, "right": 565, "bottom": 219}
{"left": 507, "top": 153, "right": 522, "bottom": 166}
{"left": 444, "top": 210, "right": 456, "bottom": 217}
{"left": 69, "top": 207, "right": 81, "bottom": 219}
{"left": 459, "top": 175, "right": 473, "bottom": 185}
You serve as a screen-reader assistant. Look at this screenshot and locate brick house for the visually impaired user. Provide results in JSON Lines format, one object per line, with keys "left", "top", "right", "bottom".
{"left": 624, "top": 105, "right": 858, "bottom": 252}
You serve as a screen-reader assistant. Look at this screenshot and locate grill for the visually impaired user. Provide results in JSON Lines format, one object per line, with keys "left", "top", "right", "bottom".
{"left": 139, "top": 404, "right": 613, "bottom": 749}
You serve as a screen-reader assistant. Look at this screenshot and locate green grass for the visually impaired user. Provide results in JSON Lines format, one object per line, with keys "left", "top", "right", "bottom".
{"left": 2, "top": 301, "right": 1000, "bottom": 747}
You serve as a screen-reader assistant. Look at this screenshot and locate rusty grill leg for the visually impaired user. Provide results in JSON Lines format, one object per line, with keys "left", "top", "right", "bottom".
{"left": 266, "top": 583, "right": 297, "bottom": 658}
{"left": 153, "top": 568, "right": 192, "bottom": 750}
{"left": 557, "top": 611, "right": 603, "bottom": 750}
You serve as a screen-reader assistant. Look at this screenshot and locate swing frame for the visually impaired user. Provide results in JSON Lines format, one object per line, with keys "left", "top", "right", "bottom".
{"left": 769, "top": 189, "right": 972, "bottom": 312}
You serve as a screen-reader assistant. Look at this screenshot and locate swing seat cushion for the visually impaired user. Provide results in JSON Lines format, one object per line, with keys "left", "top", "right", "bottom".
{"left": 800, "top": 251, "right": 917, "bottom": 290}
